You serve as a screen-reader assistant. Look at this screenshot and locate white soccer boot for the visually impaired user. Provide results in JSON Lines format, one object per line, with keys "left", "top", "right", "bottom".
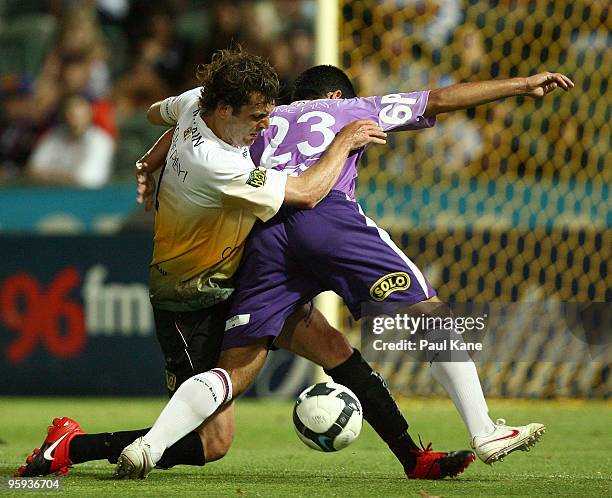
{"left": 115, "top": 437, "right": 155, "bottom": 479}
{"left": 471, "top": 418, "right": 545, "bottom": 464}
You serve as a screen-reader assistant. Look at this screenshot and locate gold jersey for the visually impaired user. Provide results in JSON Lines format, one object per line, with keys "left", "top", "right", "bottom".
{"left": 150, "top": 89, "right": 287, "bottom": 311}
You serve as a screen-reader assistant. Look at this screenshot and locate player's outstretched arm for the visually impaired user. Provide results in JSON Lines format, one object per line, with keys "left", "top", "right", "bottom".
{"left": 284, "top": 119, "right": 386, "bottom": 209}
{"left": 423, "top": 72, "right": 574, "bottom": 117}
{"left": 135, "top": 127, "right": 174, "bottom": 211}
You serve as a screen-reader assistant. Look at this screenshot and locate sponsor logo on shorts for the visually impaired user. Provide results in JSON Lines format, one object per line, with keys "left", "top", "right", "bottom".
{"left": 246, "top": 168, "right": 267, "bottom": 188}
{"left": 183, "top": 127, "right": 192, "bottom": 140}
{"left": 225, "top": 314, "right": 251, "bottom": 331}
{"left": 369, "top": 272, "right": 411, "bottom": 301}
{"left": 166, "top": 370, "right": 177, "bottom": 392}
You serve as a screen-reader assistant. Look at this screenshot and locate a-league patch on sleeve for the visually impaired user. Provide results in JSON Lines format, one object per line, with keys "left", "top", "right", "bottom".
{"left": 246, "top": 168, "right": 267, "bottom": 188}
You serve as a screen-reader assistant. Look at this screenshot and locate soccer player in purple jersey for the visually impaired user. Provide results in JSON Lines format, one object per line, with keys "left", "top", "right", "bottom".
{"left": 222, "top": 66, "right": 572, "bottom": 466}
{"left": 114, "top": 66, "right": 573, "bottom": 478}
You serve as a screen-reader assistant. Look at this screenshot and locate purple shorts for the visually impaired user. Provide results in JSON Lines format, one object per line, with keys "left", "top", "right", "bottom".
{"left": 222, "top": 191, "right": 436, "bottom": 350}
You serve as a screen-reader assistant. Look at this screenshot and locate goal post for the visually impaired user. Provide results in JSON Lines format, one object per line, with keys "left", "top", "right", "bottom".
{"left": 315, "top": 0, "right": 340, "bottom": 66}
{"left": 312, "top": 0, "right": 342, "bottom": 384}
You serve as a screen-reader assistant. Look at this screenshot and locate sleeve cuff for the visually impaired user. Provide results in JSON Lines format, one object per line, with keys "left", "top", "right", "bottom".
{"left": 159, "top": 98, "right": 176, "bottom": 125}
{"left": 257, "top": 171, "right": 287, "bottom": 222}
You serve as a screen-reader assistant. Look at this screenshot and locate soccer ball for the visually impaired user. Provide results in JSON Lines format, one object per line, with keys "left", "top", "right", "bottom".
{"left": 293, "top": 382, "right": 363, "bottom": 452}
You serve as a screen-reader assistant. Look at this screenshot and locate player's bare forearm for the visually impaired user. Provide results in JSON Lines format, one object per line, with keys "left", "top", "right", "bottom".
{"left": 424, "top": 72, "right": 574, "bottom": 117}
{"left": 136, "top": 128, "right": 173, "bottom": 210}
{"left": 425, "top": 79, "right": 525, "bottom": 116}
{"left": 284, "top": 136, "right": 352, "bottom": 209}
{"left": 139, "top": 128, "right": 173, "bottom": 173}
{"left": 284, "top": 120, "right": 386, "bottom": 209}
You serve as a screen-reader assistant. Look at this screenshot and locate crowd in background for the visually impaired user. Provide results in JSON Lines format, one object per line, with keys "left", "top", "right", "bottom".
{"left": 1, "top": 0, "right": 606, "bottom": 191}
{"left": 0, "top": 0, "right": 315, "bottom": 188}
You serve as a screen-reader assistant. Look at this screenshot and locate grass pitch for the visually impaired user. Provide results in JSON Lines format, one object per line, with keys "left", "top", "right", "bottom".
{"left": 0, "top": 398, "right": 610, "bottom": 497}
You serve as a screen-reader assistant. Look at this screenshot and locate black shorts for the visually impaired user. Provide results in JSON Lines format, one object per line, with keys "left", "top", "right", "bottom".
{"left": 153, "top": 299, "right": 231, "bottom": 397}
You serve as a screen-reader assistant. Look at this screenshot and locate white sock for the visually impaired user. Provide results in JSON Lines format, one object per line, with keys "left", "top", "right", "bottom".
{"left": 142, "top": 368, "right": 232, "bottom": 463}
{"left": 430, "top": 360, "right": 495, "bottom": 439}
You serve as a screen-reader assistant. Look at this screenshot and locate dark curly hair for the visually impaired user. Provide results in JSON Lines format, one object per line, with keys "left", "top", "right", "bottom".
{"left": 196, "top": 47, "right": 279, "bottom": 114}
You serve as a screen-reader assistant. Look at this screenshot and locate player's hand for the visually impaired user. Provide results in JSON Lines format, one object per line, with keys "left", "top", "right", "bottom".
{"left": 524, "top": 72, "right": 574, "bottom": 98}
{"left": 135, "top": 160, "right": 156, "bottom": 211}
{"left": 339, "top": 119, "right": 387, "bottom": 150}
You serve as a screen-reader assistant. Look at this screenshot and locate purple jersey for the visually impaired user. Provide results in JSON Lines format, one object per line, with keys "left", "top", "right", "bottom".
{"left": 249, "top": 92, "right": 435, "bottom": 200}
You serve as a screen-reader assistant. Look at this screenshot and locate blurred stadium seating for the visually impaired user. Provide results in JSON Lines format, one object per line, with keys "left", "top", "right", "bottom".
{"left": 0, "top": 0, "right": 316, "bottom": 185}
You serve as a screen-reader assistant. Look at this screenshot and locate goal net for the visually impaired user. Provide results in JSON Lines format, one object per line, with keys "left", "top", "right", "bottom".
{"left": 331, "top": 0, "right": 610, "bottom": 398}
